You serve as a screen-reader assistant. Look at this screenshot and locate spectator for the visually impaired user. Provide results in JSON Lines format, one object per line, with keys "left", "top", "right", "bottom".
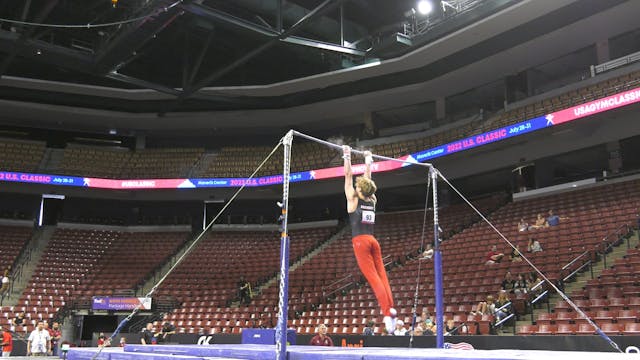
{"left": 517, "top": 218, "right": 529, "bottom": 232}
{"left": 309, "top": 324, "right": 333, "bottom": 346}
{"left": 472, "top": 295, "right": 495, "bottom": 316}
{"left": 12, "top": 312, "right": 25, "bottom": 328}
{"left": 485, "top": 245, "right": 504, "bottom": 265}
{"left": 155, "top": 322, "right": 176, "bottom": 343}
{"left": 501, "top": 271, "right": 515, "bottom": 293}
{"left": 412, "top": 325, "right": 425, "bottom": 336}
{"left": 510, "top": 245, "right": 523, "bottom": 262}
{"left": 421, "top": 244, "right": 434, "bottom": 260}
{"left": 423, "top": 316, "right": 437, "bottom": 335}
{"left": 97, "top": 333, "right": 111, "bottom": 347}
{"left": 0, "top": 270, "right": 9, "bottom": 298}
{"left": 494, "top": 290, "right": 511, "bottom": 323}
{"left": 546, "top": 210, "right": 568, "bottom": 226}
{"left": 528, "top": 273, "right": 544, "bottom": 295}
{"left": 119, "top": 337, "right": 127, "bottom": 347}
{"left": 49, "top": 322, "right": 62, "bottom": 355}
{"left": 1, "top": 329, "right": 12, "bottom": 357}
{"left": 527, "top": 237, "right": 542, "bottom": 253}
{"left": 531, "top": 214, "right": 548, "bottom": 229}
{"left": 393, "top": 320, "right": 407, "bottom": 336}
{"left": 513, "top": 273, "right": 528, "bottom": 294}
{"left": 237, "top": 277, "right": 252, "bottom": 305}
{"left": 362, "top": 320, "right": 375, "bottom": 336}
{"left": 27, "top": 321, "right": 51, "bottom": 356}
{"left": 444, "top": 319, "right": 458, "bottom": 336}
{"left": 417, "top": 308, "right": 430, "bottom": 327}
{"left": 140, "top": 323, "right": 155, "bottom": 345}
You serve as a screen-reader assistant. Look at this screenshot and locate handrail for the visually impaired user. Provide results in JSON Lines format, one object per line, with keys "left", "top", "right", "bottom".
{"left": 529, "top": 290, "right": 549, "bottom": 323}
{"left": 601, "top": 224, "right": 631, "bottom": 251}
{"left": 561, "top": 250, "right": 590, "bottom": 271}
{"left": 494, "top": 312, "right": 514, "bottom": 328}
{"left": 530, "top": 290, "right": 548, "bottom": 305}
{"left": 601, "top": 224, "right": 632, "bottom": 267}
{"left": 562, "top": 258, "right": 593, "bottom": 283}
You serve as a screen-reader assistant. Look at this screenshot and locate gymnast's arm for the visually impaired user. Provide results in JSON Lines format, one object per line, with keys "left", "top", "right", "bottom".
{"left": 363, "top": 150, "right": 376, "bottom": 203}
{"left": 363, "top": 150, "right": 373, "bottom": 180}
{"left": 343, "top": 146, "right": 356, "bottom": 202}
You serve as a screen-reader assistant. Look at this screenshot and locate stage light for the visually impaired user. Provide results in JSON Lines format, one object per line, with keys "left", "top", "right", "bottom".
{"left": 417, "top": 0, "right": 433, "bottom": 15}
{"left": 111, "top": 0, "right": 118, "bottom": 8}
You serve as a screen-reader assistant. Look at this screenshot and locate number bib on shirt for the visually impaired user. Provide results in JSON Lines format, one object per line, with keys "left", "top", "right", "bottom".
{"left": 361, "top": 210, "right": 375, "bottom": 224}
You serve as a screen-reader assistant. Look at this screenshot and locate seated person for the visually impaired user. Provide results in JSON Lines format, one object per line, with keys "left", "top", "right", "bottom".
{"left": 444, "top": 319, "right": 457, "bottom": 336}
{"left": 472, "top": 295, "right": 495, "bottom": 315}
{"left": 494, "top": 290, "right": 511, "bottom": 322}
{"left": 485, "top": 245, "right": 504, "bottom": 265}
{"left": 517, "top": 218, "right": 529, "bottom": 232}
{"left": 501, "top": 271, "right": 515, "bottom": 293}
{"left": 546, "top": 209, "right": 568, "bottom": 226}
{"left": 309, "top": 324, "right": 333, "bottom": 346}
{"left": 393, "top": 320, "right": 407, "bottom": 336}
{"left": 412, "top": 325, "right": 425, "bottom": 336}
{"left": 362, "top": 320, "right": 375, "bottom": 336}
{"left": 510, "top": 245, "right": 523, "bottom": 262}
{"left": 421, "top": 244, "right": 434, "bottom": 260}
{"left": 423, "top": 317, "right": 436, "bottom": 335}
{"left": 531, "top": 214, "right": 548, "bottom": 229}
{"left": 527, "top": 237, "right": 542, "bottom": 253}
{"left": 513, "top": 273, "right": 528, "bottom": 294}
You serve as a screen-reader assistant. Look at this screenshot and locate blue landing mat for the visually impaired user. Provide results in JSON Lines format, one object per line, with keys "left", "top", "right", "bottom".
{"left": 125, "top": 344, "right": 273, "bottom": 360}
{"left": 66, "top": 347, "right": 239, "bottom": 360}
{"left": 68, "top": 344, "right": 637, "bottom": 360}
{"left": 66, "top": 347, "right": 123, "bottom": 360}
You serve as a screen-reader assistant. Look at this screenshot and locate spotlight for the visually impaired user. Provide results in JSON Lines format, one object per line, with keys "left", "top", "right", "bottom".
{"left": 417, "top": 0, "right": 433, "bottom": 15}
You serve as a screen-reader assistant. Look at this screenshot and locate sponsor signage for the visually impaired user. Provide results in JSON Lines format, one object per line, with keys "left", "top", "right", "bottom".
{"left": 92, "top": 296, "right": 152, "bottom": 311}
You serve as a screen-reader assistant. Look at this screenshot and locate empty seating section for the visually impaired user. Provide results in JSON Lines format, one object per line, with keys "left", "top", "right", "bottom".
{"left": 0, "top": 225, "right": 31, "bottom": 272}
{"left": 158, "top": 227, "right": 335, "bottom": 334}
{"left": 58, "top": 146, "right": 131, "bottom": 178}
{"left": 482, "top": 70, "right": 640, "bottom": 133}
{"left": 202, "top": 142, "right": 336, "bottom": 178}
{"left": 0, "top": 139, "right": 45, "bottom": 172}
{"left": 123, "top": 148, "right": 203, "bottom": 179}
{"left": 2, "top": 228, "right": 187, "bottom": 333}
{"left": 533, "top": 243, "right": 640, "bottom": 335}
{"left": 58, "top": 146, "right": 204, "bottom": 179}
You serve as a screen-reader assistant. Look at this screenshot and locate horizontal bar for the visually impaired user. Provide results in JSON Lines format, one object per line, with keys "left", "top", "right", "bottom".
{"left": 292, "top": 130, "right": 433, "bottom": 168}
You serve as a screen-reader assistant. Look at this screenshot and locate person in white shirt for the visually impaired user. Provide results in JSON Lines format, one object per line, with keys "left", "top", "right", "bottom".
{"left": 27, "top": 321, "right": 51, "bottom": 356}
{"left": 393, "top": 320, "right": 407, "bottom": 336}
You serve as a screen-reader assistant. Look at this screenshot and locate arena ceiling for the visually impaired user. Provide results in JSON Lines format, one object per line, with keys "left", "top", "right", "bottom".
{"left": 0, "top": 0, "right": 636, "bottom": 134}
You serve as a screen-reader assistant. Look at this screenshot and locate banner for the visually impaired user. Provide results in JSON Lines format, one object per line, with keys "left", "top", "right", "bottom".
{"left": 1, "top": 86, "right": 639, "bottom": 190}
{"left": 92, "top": 297, "right": 152, "bottom": 311}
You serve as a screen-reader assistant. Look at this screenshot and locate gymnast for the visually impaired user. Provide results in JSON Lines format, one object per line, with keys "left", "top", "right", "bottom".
{"left": 343, "top": 145, "right": 396, "bottom": 333}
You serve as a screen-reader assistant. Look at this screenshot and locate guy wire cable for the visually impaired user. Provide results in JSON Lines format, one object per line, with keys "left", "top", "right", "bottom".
{"left": 90, "top": 139, "right": 283, "bottom": 360}
{"left": 436, "top": 169, "right": 623, "bottom": 353}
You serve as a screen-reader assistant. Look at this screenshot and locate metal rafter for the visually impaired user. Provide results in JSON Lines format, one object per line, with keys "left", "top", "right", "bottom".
{"left": 0, "top": 0, "right": 59, "bottom": 77}
{"left": 181, "top": 2, "right": 365, "bottom": 57}
{"left": 93, "top": 0, "right": 183, "bottom": 74}
{"left": 181, "top": 0, "right": 349, "bottom": 98}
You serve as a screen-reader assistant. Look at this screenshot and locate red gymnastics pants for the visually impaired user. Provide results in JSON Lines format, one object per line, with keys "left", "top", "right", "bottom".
{"left": 352, "top": 234, "right": 394, "bottom": 316}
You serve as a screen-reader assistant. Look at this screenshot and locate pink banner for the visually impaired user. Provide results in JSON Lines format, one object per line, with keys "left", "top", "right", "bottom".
{"left": 84, "top": 178, "right": 194, "bottom": 189}
{"left": 548, "top": 86, "right": 640, "bottom": 125}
